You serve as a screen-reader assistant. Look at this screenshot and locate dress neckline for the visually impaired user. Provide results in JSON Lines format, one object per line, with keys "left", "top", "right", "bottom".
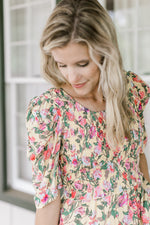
{"left": 59, "top": 87, "right": 106, "bottom": 114}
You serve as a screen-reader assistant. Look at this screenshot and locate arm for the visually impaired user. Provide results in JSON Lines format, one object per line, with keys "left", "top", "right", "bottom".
{"left": 139, "top": 153, "right": 150, "bottom": 182}
{"left": 35, "top": 191, "right": 61, "bottom": 225}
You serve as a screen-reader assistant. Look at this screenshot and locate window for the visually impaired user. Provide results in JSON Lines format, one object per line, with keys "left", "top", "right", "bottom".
{"left": 1, "top": 0, "right": 56, "bottom": 210}
{"left": 1, "top": 0, "right": 150, "bottom": 211}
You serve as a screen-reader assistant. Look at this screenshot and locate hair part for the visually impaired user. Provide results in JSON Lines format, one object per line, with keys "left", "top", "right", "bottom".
{"left": 40, "top": 0, "right": 132, "bottom": 148}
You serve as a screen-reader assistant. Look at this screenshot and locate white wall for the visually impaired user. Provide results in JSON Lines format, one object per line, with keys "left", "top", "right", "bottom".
{"left": 0, "top": 201, "right": 35, "bottom": 225}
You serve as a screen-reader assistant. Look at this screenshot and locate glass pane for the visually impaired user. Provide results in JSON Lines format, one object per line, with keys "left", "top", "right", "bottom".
{"left": 114, "top": 0, "right": 136, "bottom": 29}
{"left": 10, "top": 0, "right": 28, "bottom": 6}
{"left": 11, "top": 46, "right": 27, "bottom": 77}
{"left": 10, "top": 9, "right": 27, "bottom": 42}
{"left": 31, "top": 2, "right": 51, "bottom": 42}
{"left": 17, "top": 114, "right": 26, "bottom": 147}
{"left": 18, "top": 150, "right": 32, "bottom": 181}
{"left": 17, "top": 83, "right": 51, "bottom": 111}
{"left": 117, "top": 31, "right": 135, "bottom": 71}
{"left": 138, "top": 0, "right": 150, "bottom": 27}
{"left": 31, "top": 44, "right": 41, "bottom": 77}
{"left": 138, "top": 31, "right": 150, "bottom": 75}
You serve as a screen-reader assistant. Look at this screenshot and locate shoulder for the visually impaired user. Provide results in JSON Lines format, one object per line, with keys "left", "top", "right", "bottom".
{"left": 26, "top": 88, "right": 63, "bottom": 124}
{"left": 126, "top": 71, "right": 150, "bottom": 115}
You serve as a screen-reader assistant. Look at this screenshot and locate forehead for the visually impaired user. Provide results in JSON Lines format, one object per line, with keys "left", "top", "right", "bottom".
{"left": 51, "top": 42, "right": 90, "bottom": 63}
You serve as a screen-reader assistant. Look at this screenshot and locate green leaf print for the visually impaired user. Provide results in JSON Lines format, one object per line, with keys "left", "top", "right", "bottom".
{"left": 143, "top": 200, "right": 149, "bottom": 211}
{"left": 74, "top": 219, "right": 83, "bottom": 225}
{"left": 76, "top": 139, "right": 81, "bottom": 143}
{"left": 102, "top": 212, "right": 106, "bottom": 220}
{"left": 34, "top": 127, "right": 44, "bottom": 134}
{"left": 97, "top": 205, "right": 104, "bottom": 210}
{"left": 85, "top": 142, "right": 92, "bottom": 148}
{"left": 76, "top": 214, "right": 82, "bottom": 219}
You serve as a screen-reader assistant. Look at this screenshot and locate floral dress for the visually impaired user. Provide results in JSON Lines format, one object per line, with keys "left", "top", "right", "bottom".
{"left": 26, "top": 71, "right": 150, "bottom": 225}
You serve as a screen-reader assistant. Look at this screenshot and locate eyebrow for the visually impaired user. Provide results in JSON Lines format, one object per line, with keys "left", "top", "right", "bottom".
{"left": 56, "top": 59, "right": 89, "bottom": 64}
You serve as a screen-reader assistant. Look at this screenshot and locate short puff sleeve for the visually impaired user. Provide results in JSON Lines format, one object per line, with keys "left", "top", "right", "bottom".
{"left": 127, "top": 71, "right": 150, "bottom": 153}
{"left": 127, "top": 71, "right": 150, "bottom": 118}
{"left": 26, "top": 94, "right": 62, "bottom": 209}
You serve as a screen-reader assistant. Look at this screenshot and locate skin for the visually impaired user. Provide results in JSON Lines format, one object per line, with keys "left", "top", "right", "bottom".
{"left": 51, "top": 42, "right": 106, "bottom": 112}
{"left": 35, "top": 42, "right": 150, "bottom": 224}
{"left": 35, "top": 191, "right": 61, "bottom": 225}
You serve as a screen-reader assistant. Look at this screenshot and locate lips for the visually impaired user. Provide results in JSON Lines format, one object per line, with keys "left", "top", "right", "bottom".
{"left": 72, "top": 82, "right": 87, "bottom": 88}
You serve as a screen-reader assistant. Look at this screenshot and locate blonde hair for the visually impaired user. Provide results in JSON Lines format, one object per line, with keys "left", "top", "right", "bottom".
{"left": 40, "top": 0, "right": 132, "bottom": 148}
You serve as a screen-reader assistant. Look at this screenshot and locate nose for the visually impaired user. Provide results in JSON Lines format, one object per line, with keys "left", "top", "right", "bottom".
{"left": 67, "top": 67, "right": 80, "bottom": 84}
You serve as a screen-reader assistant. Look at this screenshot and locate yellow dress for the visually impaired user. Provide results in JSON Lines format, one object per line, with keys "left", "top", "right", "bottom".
{"left": 26, "top": 71, "right": 150, "bottom": 225}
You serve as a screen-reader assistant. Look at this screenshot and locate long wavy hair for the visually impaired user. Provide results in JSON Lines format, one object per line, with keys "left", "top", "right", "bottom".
{"left": 40, "top": 0, "right": 132, "bottom": 148}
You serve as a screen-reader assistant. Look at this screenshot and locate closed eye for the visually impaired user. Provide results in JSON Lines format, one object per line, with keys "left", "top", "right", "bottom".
{"left": 57, "top": 64, "right": 67, "bottom": 68}
{"left": 78, "top": 62, "right": 89, "bottom": 67}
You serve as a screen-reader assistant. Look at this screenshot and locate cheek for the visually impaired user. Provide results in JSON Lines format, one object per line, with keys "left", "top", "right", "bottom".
{"left": 88, "top": 66, "right": 100, "bottom": 79}
{"left": 58, "top": 68, "right": 67, "bottom": 78}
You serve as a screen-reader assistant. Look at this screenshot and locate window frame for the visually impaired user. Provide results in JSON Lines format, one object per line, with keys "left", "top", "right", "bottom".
{"left": 0, "top": 0, "right": 35, "bottom": 212}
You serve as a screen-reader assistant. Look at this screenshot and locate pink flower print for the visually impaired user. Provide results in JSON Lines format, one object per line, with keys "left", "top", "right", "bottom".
{"left": 94, "top": 142, "right": 102, "bottom": 156}
{"left": 37, "top": 145, "right": 44, "bottom": 154}
{"left": 67, "top": 175, "right": 72, "bottom": 181}
{"left": 55, "top": 98, "right": 64, "bottom": 107}
{"left": 129, "top": 197, "right": 138, "bottom": 210}
{"left": 123, "top": 214, "right": 132, "bottom": 225}
{"left": 49, "top": 160, "right": 54, "bottom": 170}
{"left": 80, "top": 168, "right": 86, "bottom": 174}
{"left": 107, "top": 162, "right": 114, "bottom": 173}
{"left": 70, "top": 128, "right": 75, "bottom": 136}
{"left": 97, "top": 129, "right": 105, "bottom": 140}
{"left": 131, "top": 143, "right": 136, "bottom": 150}
{"left": 141, "top": 215, "right": 150, "bottom": 224}
{"left": 74, "top": 180, "right": 83, "bottom": 190}
{"left": 79, "top": 127, "right": 85, "bottom": 137}
{"left": 37, "top": 172, "right": 43, "bottom": 181}
{"left": 41, "top": 194, "right": 49, "bottom": 203}
{"left": 87, "top": 183, "right": 92, "bottom": 193}
{"left": 118, "top": 192, "right": 128, "bottom": 207}
{"left": 93, "top": 168, "right": 102, "bottom": 180}
{"left": 41, "top": 109, "right": 49, "bottom": 119}
{"left": 103, "top": 180, "right": 112, "bottom": 192}
{"left": 98, "top": 116, "right": 103, "bottom": 123}
{"left": 29, "top": 136, "right": 35, "bottom": 142}
{"left": 125, "top": 159, "right": 130, "bottom": 170}
{"left": 66, "top": 111, "right": 75, "bottom": 121}
{"left": 138, "top": 102, "right": 142, "bottom": 111}
{"left": 64, "top": 130, "right": 70, "bottom": 139}
{"left": 89, "top": 125, "right": 96, "bottom": 139}
{"left": 35, "top": 116, "right": 39, "bottom": 122}
{"left": 39, "top": 123, "right": 46, "bottom": 131}
{"left": 82, "top": 156, "right": 90, "bottom": 166}
{"left": 56, "top": 108, "right": 61, "bottom": 116}
{"left": 80, "top": 192, "right": 92, "bottom": 201}
{"left": 133, "top": 75, "right": 143, "bottom": 83}
{"left": 89, "top": 220, "right": 99, "bottom": 225}
{"left": 139, "top": 90, "right": 145, "bottom": 99}
{"left": 92, "top": 161, "right": 98, "bottom": 168}
{"left": 30, "top": 153, "right": 35, "bottom": 161}
{"left": 72, "top": 158, "right": 78, "bottom": 166}
{"left": 117, "top": 155, "right": 123, "bottom": 164}
{"left": 75, "top": 102, "right": 82, "bottom": 111}
{"left": 104, "top": 196, "right": 111, "bottom": 205}
{"left": 75, "top": 207, "right": 85, "bottom": 216}
{"left": 54, "top": 142, "right": 60, "bottom": 154}
{"left": 78, "top": 116, "right": 87, "bottom": 126}
{"left": 44, "top": 146, "right": 52, "bottom": 160}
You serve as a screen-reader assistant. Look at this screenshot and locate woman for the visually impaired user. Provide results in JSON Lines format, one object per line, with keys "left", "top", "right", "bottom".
{"left": 26, "top": 0, "right": 150, "bottom": 224}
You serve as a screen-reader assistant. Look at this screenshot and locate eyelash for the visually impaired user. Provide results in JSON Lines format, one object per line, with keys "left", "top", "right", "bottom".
{"left": 58, "top": 62, "right": 89, "bottom": 68}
